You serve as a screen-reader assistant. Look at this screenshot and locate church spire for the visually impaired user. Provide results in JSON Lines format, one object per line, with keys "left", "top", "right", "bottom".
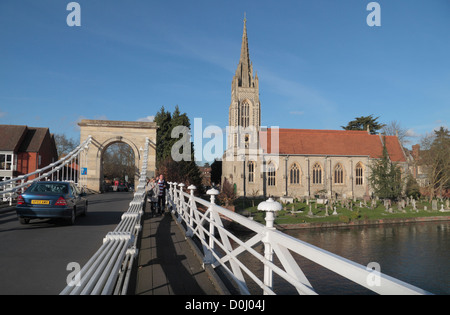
{"left": 235, "top": 14, "right": 254, "bottom": 88}
{"left": 229, "top": 15, "right": 261, "bottom": 150}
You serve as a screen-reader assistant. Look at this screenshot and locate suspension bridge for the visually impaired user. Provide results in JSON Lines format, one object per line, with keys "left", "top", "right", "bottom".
{"left": 0, "top": 131, "right": 432, "bottom": 295}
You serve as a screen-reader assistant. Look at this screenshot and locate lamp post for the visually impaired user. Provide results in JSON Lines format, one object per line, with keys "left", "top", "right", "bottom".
{"left": 257, "top": 197, "right": 282, "bottom": 294}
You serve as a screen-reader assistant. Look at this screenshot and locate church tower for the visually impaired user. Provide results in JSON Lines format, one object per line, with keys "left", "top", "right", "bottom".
{"left": 228, "top": 17, "right": 261, "bottom": 152}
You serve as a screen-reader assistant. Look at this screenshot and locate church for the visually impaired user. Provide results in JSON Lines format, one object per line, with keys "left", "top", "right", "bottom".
{"left": 221, "top": 19, "right": 408, "bottom": 200}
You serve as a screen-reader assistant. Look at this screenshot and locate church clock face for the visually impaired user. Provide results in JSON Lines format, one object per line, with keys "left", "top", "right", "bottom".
{"left": 245, "top": 134, "right": 249, "bottom": 148}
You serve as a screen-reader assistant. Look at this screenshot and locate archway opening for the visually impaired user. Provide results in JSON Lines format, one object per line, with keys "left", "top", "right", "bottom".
{"left": 101, "top": 142, "right": 136, "bottom": 192}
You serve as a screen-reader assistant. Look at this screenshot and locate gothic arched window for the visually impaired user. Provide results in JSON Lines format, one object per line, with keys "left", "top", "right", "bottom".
{"left": 248, "top": 161, "right": 255, "bottom": 183}
{"left": 312, "top": 163, "right": 322, "bottom": 185}
{"left": 290, "top": 163, "right": 301, "bottom": 185}
{"left": 241, "top": 100, "right": 250, "bottom": 128}
{"left": 267, "top": 162, "right": 276, "bottom": 187}
{"left": 355, "top": 162, "right": 364, "bottom": 186}
{"left": 334, "top": 163, "right": 344, "bottom": 184}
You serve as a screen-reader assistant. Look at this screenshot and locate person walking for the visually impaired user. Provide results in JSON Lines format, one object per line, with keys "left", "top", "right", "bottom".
{"left": 146, "top": 178, "right": 158, "bottom": 217}
{"left": 157, "top": 174, "right": 167, "bottom": 215}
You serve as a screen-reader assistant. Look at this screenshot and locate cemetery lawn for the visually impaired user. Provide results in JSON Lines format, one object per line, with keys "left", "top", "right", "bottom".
{"left": 233, "top": 198, "right": 450, "bottom": 226}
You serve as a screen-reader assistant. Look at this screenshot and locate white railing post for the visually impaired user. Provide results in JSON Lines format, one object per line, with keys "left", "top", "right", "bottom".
{"left": 167, "top": 182, "right": 173, "bottom": 212}
{"left": 204, "top": 188, "right": 219, "bottom": 265}
{"left": 186, "top": 185, "right": 196, "bottom": 237}
{"left": 258, "top": 197, "right": 282, "bottom": 295}
{"left": 170, "top": 182, "right": 177, "bottom": 214}
{"left": 177, "top": 183, "right": 185, "bottom": 222}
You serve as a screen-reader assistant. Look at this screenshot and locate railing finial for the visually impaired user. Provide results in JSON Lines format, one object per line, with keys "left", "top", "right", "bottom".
{"left": 206, "top": 188, "right": 219, "bottom": 204}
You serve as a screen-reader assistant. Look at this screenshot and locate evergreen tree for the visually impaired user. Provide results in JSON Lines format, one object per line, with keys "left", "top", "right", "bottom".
{"left": 405, "top": 174, "right": 421, "bottom": 199}
{"left": 154, "top": 105, "right": 203, "bottom": 194}
{"left": 341, "top": 115, "right": 386, "bottom": 135}
{"left": 210, "top": 159, "right": 222, "bottom": 186}
{"left": 154, "top": 106, "right": 172, "bottom": 167}
{"left": 369, "top": 140, "right": 403, "bottom": 200}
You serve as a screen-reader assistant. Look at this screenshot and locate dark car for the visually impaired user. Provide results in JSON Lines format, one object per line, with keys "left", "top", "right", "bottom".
{"left": 117, "top": 182, "right": 128, "bottom": 192}
{"left": 16, "top": 181, "right": 88, "bottom": 225}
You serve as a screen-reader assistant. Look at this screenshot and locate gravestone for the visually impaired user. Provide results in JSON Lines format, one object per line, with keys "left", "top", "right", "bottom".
{"left": 432, "top": 200, "right": 438, "bottom": 211}
{"left": 332, "top": 206, "right": 338, "bottom": 216}
{"left": 412, "top": 199, "right": 417, "bottom": 211}
{"left": 308, "top": 204, "right": 313, "bottom": 216}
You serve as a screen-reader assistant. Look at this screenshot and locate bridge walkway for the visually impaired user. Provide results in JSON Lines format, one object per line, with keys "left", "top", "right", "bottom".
{"left": 130, "top": 205, "right": 226, "bottom": 295}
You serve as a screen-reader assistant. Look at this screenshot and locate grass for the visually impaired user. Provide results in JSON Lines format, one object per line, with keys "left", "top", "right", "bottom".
{"left": 233, "top": 198, "right": 450, "bottom": 226}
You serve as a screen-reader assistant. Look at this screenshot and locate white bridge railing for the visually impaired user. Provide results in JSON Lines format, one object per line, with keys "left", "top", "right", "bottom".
{"left": 0, "top": 136, "right": 92, "bottom": 204}
{"left": 168, "top": 182, "right": 432, "bottom": 295}
{"left": 60, "top": 137, "right": 150, "bottom": 295}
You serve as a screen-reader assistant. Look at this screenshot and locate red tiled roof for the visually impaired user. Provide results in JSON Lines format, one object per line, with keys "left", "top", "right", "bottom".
{"left": 260, "top": 128, "right": 406, "bottom": 162}
{"left": 18, "top": 127, "right": 50, "bottom": 152}
{"left": 0, "top": 125, "right": 52, "bottom": 153}
{"left": 0, "top": 125, "right": 28, "bottom": 151}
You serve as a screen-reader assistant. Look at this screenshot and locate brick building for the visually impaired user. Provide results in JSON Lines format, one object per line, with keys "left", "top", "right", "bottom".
{"left": 0, "top": 125, "right": 58, "bottom": 181}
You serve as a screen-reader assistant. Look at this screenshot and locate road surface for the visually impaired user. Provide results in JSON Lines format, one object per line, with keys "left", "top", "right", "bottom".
{"left": 0, "top": 192, "right": 133, "bottom": 295}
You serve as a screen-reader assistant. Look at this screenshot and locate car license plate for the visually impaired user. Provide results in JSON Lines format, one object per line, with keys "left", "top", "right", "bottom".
{"left": 31, "top": 200, "right": 50, "bottom": 205}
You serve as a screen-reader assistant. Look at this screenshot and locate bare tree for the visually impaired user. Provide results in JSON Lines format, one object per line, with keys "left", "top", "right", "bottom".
{"left": 218, "top": 178, "right": 237, "bottom": 207}
{"left": 54, "top": 134, "right": 78, "bottom": 158}
{"left": 102, "top": 143, "right": 136, "bottom": 183}
{"left": 419, "top": 127, "right": 450, "bottom": 199}
{"left": 382, "top": 121, "right": 410, "bottom": 146}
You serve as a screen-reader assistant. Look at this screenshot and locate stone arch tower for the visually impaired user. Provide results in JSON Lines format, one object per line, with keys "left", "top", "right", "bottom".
{"left": 78, "top": 119, "right": 157, "bottom": 193}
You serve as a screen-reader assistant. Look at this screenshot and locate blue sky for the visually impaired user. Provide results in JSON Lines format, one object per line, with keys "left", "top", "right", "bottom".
{"left": 1, "top": 0, "right": 449, "bottom": 159}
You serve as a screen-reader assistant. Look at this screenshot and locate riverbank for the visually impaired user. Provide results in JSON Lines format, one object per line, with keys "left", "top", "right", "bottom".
{"left": 234, "top": 198, "right": 450, "bottom": 230}
{"left": 276, "top": 215, "right": 450, "bottom": 230}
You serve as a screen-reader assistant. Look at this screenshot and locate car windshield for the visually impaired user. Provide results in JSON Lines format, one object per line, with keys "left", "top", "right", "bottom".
{"left": 28, "top": 183, "right": 69, "bottom": 194}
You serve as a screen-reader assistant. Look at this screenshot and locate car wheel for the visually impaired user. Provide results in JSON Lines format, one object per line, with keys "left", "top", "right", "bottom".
{"left": 67, "top": 208, "right": 76, "bottom": 225}
{"left": 19, "top": 217, "right": 30, "bottom": 225}
{"left": 82, "top": 201, "right": 88, "bottom": 216}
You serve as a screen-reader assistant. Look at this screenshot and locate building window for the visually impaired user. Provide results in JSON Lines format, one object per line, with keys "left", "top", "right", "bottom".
{"left": 267, "top": 162, "right": 276, "bottom": 186}
{"left": 0, "top": 154, "right": 13, "bottom": 170}
{"left": 241, "top": 100, "right": 250, "bottom": 128}
{"left": 248, "top": 161, "right": 255, "bottom": 183}
{"left": 312, "top": 163, "right": 322, "bottom": 185}
{"left": 355, "top": 162, "right": 364, "bottom": 186}
{"left": 334, "top": 163, "right": 344, "bottom": 184}
{"left": 290, "top": 163, "right": 301, "bottom": 185}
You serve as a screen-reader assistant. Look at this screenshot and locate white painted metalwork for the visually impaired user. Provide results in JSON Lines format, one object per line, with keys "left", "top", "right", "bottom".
{"left": 0, "top": 136, "right": 92, "bottom": 204}
{"left": 168, "top": 182, "right": 432, "bottom": 295}
{"left": 60, "top": 137, "right": 150, "bottom": 295}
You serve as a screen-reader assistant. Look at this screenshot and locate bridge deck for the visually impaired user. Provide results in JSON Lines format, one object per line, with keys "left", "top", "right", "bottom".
{"left": 131, "top": 206, "right": 223, "bottom": 295}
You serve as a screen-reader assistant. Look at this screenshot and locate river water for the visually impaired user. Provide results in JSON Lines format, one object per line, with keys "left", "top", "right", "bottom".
{"left": 280, "top": 221, "right": 450, "bottom": 295}
{"left": 230, "top": 221, "right": 450, "bottom": 295}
